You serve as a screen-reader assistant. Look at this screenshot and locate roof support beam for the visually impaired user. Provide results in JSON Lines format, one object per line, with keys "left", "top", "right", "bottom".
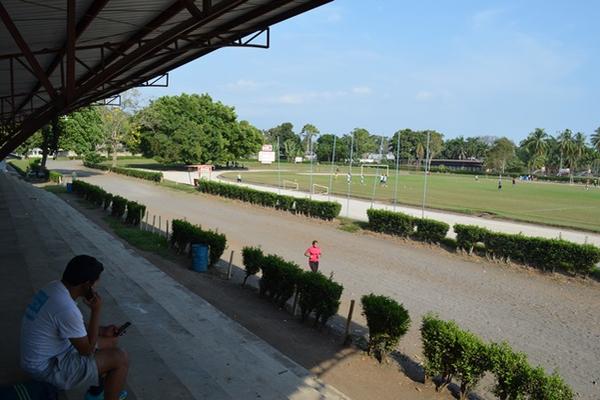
{"left": 0, "top": 2, "right": 57, "bottom": 100}
{"left": 76, "top": 0, "right": 248, "bottom": 96}
{"left": 75, "top": 1, "right": 188, "bottom": 88}
{"left": 66, "top": 0, "right": 76, "bottom": 104}
{"left": 13, "top": 0, "right": 110, "bottom": 114}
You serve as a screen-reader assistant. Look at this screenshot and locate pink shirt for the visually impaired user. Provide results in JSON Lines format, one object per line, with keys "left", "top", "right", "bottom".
{"left": 306, "top": 246, "right": 321, "bottom": 262}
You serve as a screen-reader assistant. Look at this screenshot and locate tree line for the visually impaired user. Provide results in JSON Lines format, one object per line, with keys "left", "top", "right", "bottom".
{"left": 17, "top": 91, "right": 600, "bottom": 176}
{"left": 265, "top": 123, "right": 600, "bottom": 176}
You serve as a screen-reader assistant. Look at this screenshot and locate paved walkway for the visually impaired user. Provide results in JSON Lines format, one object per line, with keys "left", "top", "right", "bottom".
{"left": 156, "top": 168, "right": 600, "bottom": 247}
{"left": 0, "top": 171, "right": 348, "bottom": 400}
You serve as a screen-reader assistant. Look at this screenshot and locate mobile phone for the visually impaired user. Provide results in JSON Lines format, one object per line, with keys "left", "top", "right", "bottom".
{"left": 85, "top": 287, "right": 95, "bottom": 301}
{"left": 115, "top": 322, "right": 131, "bottom": 337}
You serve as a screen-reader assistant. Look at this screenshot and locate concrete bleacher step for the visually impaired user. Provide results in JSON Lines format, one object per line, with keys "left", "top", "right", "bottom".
{"left": 4, "top": 176, "right": 348, "bottom": 400}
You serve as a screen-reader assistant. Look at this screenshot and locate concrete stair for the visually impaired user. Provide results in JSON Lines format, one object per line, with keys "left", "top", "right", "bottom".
{"left": 0, "top": 174, "right": 349, "bottom": 400}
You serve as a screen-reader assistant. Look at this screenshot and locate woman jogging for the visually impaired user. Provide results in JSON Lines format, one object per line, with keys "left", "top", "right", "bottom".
{"left": 304, "top": 240, "right": 322, "bottom": 272}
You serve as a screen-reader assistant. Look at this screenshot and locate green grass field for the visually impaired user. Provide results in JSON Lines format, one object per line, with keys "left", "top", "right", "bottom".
{"left": 220, "top": 163, "right": 600, "bottom": 232}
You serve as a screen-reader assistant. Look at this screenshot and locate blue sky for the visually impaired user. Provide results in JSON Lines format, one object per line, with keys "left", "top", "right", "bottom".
{"left": 140, "top": 1, "right": 600, "bottom": 142}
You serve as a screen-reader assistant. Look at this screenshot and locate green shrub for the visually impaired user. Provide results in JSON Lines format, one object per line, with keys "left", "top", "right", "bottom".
{"left": 414, "top": 218, "right": 449, "bottom": 243}
{"left": 241, "top": 246, "right": 264, "bottom": 286}
{"left": 454, "top": 224, "right": 489, "bottom": 254}
{"left": 170, "top": 219, "right": 226, "bottom": 267}
{"left": 297, "top": 272, "right": 343, "bottom": 327}
{"left": 49, "top": 170, "right": 62, "bottom": 183}
{"left": 125, "top": 200, "right": 146, "bottom": 225}
{"left": 527, "top": 367, "right": 573, "bottom": 400}
{"left": 366, "top": 209, "right": 414, "bottom": 237}
{"left": 361, "top": 294, "right": 411, "bottom": 362}
{"left": 488, "top": 342, "right": 533, "bottom": 400}
{"left": 83, "top": 162, "right": 163, "bottom": 182}
{"left": 420, "top": 314, "right": 488, "bottom": 398}
{"left": 111, "top": 196, "right": 127, "bottom": 218}
{"left": 83, "top": 152, "right": 105, "bottom": 164}
{"left": 83, "top": 161, "right": 110, "bottom": 171}
{"left": 103, "top": 192, "right": 113, "bottom": 210}
{"left": 484, "top": 232, "right": 600, "bottom": 275}
{"left": 259, "top": 254, "right": 302, "bottom": 307}
{"left": 197, "top": 180, "right": 341, "bottom": 220}
{"left": 112, "top": 166, "right": 163, "bottom": 182}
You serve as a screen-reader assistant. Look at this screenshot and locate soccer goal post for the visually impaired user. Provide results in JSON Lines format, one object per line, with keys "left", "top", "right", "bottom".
{"left": 312, "top": 184, "right": 329, "bottom": 195}
{"left": 283, "top": 180, "right": 299, "bottom": 190}
{"left": 360, "top": 164, "right": 389, "bottom": 176}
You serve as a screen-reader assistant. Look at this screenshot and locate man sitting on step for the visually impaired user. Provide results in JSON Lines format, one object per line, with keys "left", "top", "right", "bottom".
{"left": 20, "top": 255, "right": 129, "bottom": 400}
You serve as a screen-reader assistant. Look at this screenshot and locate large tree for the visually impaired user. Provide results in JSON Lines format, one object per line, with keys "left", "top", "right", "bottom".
{"left": 442, "top": 136, "right": 467, "bottom": 160}
{"left": 136, "top": 93, "right": 261, "bottom": 164}
{"left": 59, "top": 107, "right": 104, "bottom": 156}
{"left": 485, "top": 137, "right": 516, "bottom": 173}
{"left": 264, "top": 122, "right": 299, "bottom": 159}
{"left": 350, "top": 128, "right": 377, "bottom": 159}
{"left": 390, "top": 129, "right": 444, "bottom": 167}
{"left": 315, "top": 134, "right": 338, "bottom": 162}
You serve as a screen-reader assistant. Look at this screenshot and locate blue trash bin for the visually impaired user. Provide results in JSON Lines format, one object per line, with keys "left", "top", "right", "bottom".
{"left": 191, "top": 244, "right": 209, "bottom": 272}
{"left": 66, "top": 182, "right": 73, "bottom": 192}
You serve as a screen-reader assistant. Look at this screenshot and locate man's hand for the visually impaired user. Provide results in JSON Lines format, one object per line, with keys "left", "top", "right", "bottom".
{"left": 84, "top": 290, "right": 102, "bottom": 313}
{"left": 99, "top": 325, "right": 118, "bottom": 337}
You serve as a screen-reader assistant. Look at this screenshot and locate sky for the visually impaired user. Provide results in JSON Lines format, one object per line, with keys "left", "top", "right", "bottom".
{"left": 139, "top": 0, "right": 600, "bottom": 142}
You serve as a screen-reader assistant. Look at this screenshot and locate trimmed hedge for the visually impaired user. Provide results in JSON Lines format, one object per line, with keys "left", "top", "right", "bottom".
{"left": 71, "top": 180, "right": 146, "bottom": 226}
{"left": 125, "top": 200, "right": 146, "bottom": 225}
{"left": 454, "top": 224, "right": 488, "bottom": 254}
{"left": 241, "top": 248, "right": 344, "bottom": 326}
{"left": 454, "top": 224, "right": 600, "bottom": 275}
{"left": 421, "top": 314, "right": 573, "bottom": 400}
{"left": 171, "top": 219, "right": 226, "bottom": 267}
{"left": 414, "top": 218, "right": 449, "bottom": 243}
{"left": 367, "top": 210, "right": 600, "bottom": 275}
{"left": 367, "top": 209, "right": 414, "bottom": 237}
{"left": 197, "top": 180, "right": 341, "bottom": 220}
{"left": 361, "top": 294, "right": 411, "bottom": 362}
{"left": 259, "top": 254, "right": 303, "bottom": 307}
{"left": 84, "top": 161, "right": 163, "bottom": 182}
{"left": 49, "top": 171, "right": 62, "bottom": 183}
{"left": 367, "top": 209, "right": 449, "bottom": 243}
{"left": 111, "top": 195, "right": 127, "bottom": 219}
{"left": 297, "top": 272, "right": 343, "bottom": 327}
{"left": 241, "top": 246, "right": 263, "bottom": 286}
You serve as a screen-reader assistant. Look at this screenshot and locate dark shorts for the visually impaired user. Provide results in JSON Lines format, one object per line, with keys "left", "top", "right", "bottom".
{"left": 309, "top": 261, "right": 319, "bottom": 272}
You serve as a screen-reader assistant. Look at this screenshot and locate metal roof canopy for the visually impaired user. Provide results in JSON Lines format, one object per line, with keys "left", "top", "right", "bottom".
{"left": 0, "top": 0, "right": 331, "bottom": 159}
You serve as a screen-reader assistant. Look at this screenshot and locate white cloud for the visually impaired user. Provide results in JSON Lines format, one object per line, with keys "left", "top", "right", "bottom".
{"left": 327, "top": 11, "right": 342, "bottom": 23}
{"left": 471, "top": 8, "right": 504, "bottom": 29}
{"left": 274, "top": 90, "right": 348, "bottom": 105}
{"left": 352, "top": 86, "right": 372, "bottom": 95}
{"left": 416, "top": 90, "right": 433, "bottom": 101}
{"left": 226, "top": 79, "right": 259, "bottom": 90}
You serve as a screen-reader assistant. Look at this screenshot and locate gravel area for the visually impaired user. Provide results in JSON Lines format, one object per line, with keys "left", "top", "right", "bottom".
{"left": 49, "top": 161, "right": 600, "bottom": 399}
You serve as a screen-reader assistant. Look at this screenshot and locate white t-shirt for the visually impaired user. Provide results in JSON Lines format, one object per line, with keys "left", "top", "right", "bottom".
{"left": 21, "top": 280, "right": 88, "bottom": 374}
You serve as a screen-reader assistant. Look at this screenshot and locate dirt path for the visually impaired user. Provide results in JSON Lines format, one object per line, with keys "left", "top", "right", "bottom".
{"left": 49, "top": 162, "right": 600, "bottom": 399}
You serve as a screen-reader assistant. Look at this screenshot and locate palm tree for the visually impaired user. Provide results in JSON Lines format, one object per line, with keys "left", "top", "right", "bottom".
{"left": 556, "top": 129, "right": 573, "bottom": 171}
{"left": 522, "top": 128, "right": 548, "bottom": 172}
{"left": 591, "top": 127, "right": 600, "bottom": 152}
{"left": 570, "top": 132, "right": 587, "bottom": 177}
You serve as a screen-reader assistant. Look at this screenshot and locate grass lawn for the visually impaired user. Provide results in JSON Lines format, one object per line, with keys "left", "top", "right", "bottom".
{"left": 221, "top": 167, "right": 600, "bottom": 232}
{"left": 103, "top": 216, "right": 174, "bottom": 260}
{"left": 9, "top": 158, "right": 32, "bottom": 172}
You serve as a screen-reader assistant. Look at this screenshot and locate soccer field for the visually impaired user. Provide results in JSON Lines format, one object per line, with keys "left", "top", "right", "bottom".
{"left": 221, "top": 164, "right": 600, "bottom": 232}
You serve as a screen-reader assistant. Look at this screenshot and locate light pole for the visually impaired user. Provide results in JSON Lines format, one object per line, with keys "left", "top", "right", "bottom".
{"left": 421, "top": 131, "right": 431, "bottom": 219}
{"left": 328, "top": 135, "right": 337, "bottom": 202}
{"left": 346, "top": 134, "right": 354, "bottom": 218}
{"left": 393, "top": 132, "right": 401, "bottom": 211}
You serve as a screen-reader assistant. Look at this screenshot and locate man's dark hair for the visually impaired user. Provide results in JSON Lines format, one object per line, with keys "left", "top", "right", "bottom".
{"left": 62, "top": 255, "right": 104, "bottom": 286}
{"left": 312, "top": 240, "right": 318, "bottom": 245}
